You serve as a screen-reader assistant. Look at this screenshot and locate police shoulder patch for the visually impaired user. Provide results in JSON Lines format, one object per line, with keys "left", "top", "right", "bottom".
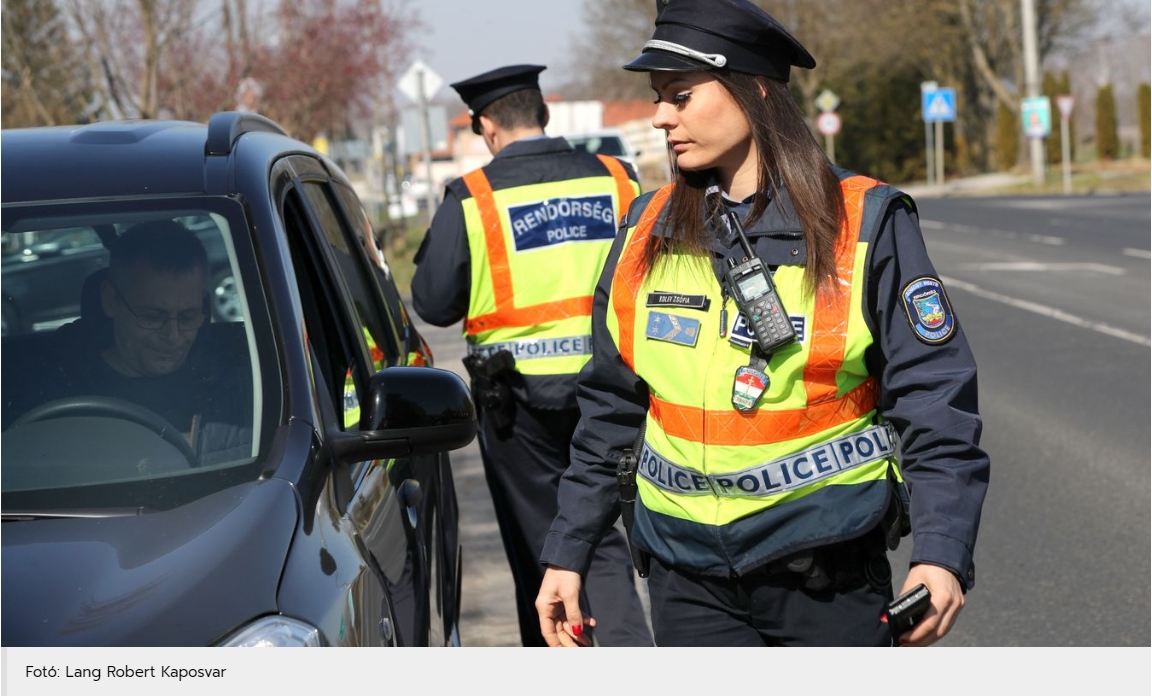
{"left": 900, "top": 276, "right": 955, "bottom": 344}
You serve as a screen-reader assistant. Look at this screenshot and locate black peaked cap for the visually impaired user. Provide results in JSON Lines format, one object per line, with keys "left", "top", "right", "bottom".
{"left": 449, "top": 64, "right": 546, "bottom": 120}
{"left": 624, "top": 0, "right": 815, "bottom": 82}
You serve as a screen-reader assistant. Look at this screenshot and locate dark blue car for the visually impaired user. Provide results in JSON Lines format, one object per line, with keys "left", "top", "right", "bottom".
{"left": 1, "top": 113, "right": 476, "bottom": 646}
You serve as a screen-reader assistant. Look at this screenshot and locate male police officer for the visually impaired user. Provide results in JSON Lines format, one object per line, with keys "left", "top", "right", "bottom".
{"left": 410, "top": 64, "right": 653, "bottom": 647}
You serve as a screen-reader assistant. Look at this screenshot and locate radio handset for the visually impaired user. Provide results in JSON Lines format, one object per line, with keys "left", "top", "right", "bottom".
{"left": 722, "top": 212, "right": 797, "bottom": 354}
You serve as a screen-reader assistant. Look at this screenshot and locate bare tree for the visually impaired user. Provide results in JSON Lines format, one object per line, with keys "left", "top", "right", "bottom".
{"left": 559, "top": 0, "right": 652, "bottom": 100}
{"left": 22, "top": 0, "right": 419, "bottom": 137}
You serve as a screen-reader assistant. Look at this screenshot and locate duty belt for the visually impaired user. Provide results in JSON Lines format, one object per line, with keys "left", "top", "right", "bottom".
{"left": 637, "top": 423, "right": 897, "bottom": 498}
{"left": 467, "top": 334, "right": 593, "bottom": 361}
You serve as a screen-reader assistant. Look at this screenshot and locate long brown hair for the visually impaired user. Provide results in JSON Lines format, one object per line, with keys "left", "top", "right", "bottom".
{"left": 643, "top": 72, "right": 844, "bottom": 297}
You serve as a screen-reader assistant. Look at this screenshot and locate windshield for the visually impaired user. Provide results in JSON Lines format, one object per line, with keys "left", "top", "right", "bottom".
{"left": 1, "top": 197, "right": 275, "bottom": 513}
{"left": 567, "top": 135, "right": 627, "bottom": 157}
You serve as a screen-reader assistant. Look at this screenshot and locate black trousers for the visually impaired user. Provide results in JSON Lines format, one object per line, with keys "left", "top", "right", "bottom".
{"left": 646, "top": 533, "right": 895, "bottom": 647}
{"left": 477, "top": 404, "right": 653, "bottom": 647}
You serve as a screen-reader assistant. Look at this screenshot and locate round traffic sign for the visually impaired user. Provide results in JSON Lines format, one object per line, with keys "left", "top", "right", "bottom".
{"left": 816, "top": 111, "right": 841, "bottom": 136}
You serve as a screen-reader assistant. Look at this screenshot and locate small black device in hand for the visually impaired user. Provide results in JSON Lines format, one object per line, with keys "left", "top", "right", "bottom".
{"left": 886, "top": 583, "right": 932, "bottom": 637}
{"left": 722, "top": 212, "right": 797, "bottom": 354}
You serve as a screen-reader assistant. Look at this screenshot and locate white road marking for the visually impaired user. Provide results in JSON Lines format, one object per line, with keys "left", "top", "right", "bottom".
{"left": 959, "top": 261, "right": 1124, "bottom": 275}
{"left": 1123, "top": 248, "right": 1151, "bottom": 259}
{"left": 940, "top": 275, "right": 1151, "bottom": 347}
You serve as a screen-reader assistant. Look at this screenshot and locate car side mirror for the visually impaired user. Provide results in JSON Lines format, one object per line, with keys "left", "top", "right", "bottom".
{"left": 328, "top": 366, "right": 477, "bottom": 464}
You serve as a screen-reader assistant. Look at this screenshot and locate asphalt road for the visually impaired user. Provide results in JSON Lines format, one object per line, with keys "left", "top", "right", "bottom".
{"left": 413, "top": 191, "right": 1151, "bottom": 647}
{"left": 904, "top": 192, "right": 1151, "bottom": 646}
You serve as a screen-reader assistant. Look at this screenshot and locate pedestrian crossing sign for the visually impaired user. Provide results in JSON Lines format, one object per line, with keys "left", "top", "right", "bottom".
{"left": 921, "top": 88, "right": 956, "bottom": 123}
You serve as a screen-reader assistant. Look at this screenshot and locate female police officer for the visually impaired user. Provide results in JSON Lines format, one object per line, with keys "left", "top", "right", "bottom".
{"left": 535, "top": 0, "right": 989, "bottom": 647}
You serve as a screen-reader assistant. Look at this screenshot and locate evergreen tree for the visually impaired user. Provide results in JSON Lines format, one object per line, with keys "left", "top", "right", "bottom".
{"left": 1095, "top": 84, "right": 1119, "bottom": 161}
{"left": 1137, "top": 82, "right": 1150, "bottom": 159}
{"left": 832, "top": 63, "right": 924, "bottom": 184}
{"left": 995, "top": 101, "right": 1019, "bottom": 171}
{"left": 1, "top": 0, "right": 89, "bottom": 127}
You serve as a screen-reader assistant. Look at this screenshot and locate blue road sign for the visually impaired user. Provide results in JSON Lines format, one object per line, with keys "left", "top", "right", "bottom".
{"left": 922, "top": 88, "right": 957, "bottom": 123}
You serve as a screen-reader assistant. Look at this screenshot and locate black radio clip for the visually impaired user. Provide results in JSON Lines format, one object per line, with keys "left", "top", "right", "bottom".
{"left": 722, "top": 211, "right": 797, "bottom": 355}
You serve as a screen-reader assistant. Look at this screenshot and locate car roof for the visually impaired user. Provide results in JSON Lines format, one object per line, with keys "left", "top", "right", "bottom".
{"left": 2, "top": 121, "right": 214, "bottom": 203}
{"left": 1, "top": 115, "right": 318, "bottom": 205}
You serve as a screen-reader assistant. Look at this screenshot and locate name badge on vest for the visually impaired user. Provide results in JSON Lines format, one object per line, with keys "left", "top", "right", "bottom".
{"left": 645, "top": 311, "right": 700, "bottom": 347}
{"left": 732, "top": 350, "right": 769, "bottom": 412}
{"left": 646, "top": 291, "right": 710, "bottom": 311}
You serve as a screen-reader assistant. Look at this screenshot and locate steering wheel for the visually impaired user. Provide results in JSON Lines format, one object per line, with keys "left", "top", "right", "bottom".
{"left": 12, "top": 395, "right": 199, "bottom": 468}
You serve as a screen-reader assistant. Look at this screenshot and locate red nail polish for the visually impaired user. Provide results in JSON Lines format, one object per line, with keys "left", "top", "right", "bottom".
{"left": 879, "top": 614, "right": 888, "bottom": 624}
{"left": 572, "top": 623, "right": 583, "bottom": 637}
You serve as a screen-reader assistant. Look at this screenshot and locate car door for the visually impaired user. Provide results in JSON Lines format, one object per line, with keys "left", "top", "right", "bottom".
{"left": 329, "top": 178, "right": 459, "bottom": 645}
{"left": 275, "top": 156, "right": 440, "bottom": 646}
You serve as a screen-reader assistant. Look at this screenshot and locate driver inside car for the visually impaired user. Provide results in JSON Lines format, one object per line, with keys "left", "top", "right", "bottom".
{"left": 38, "top": 221, "right": 251, "bottom": 466}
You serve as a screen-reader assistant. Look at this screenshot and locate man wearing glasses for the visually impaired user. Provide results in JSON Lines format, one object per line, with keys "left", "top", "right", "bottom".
{"left": 63, "top": 220, "right": 249, "bottom": 463}
{"left": 100, "top": 221, "right": 209, "bottom": 382}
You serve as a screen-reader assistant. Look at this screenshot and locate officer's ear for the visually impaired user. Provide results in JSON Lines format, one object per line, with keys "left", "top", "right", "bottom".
{"left": 477, "top": 115, "right": 494, "bottom": 139}
{"left": 541, "top": 103, "right": 550, "bottom": 130}
{"left": 478, "top": 115, "right": 500, "bottom": 152}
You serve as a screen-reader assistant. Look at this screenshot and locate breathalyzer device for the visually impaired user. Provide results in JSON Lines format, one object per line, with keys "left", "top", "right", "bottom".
{"left": 885, "top": 583, "right": 932, "bottom": 637}
{"left": 722, "top": 211, "right": 797, "bottom": 354}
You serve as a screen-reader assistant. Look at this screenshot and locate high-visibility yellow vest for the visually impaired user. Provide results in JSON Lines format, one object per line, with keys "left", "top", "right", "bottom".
{"left": 462, "top": 154, "right": 637, "bottom": 376}
{"left": 607, "top": 174, "right": 904, "bottom": 575}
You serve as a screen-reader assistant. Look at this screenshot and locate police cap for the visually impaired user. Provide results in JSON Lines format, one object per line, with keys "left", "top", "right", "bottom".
{"left": 623, "top": 0, "right": 815, "bottom": 82}
{"left": 450, "top": 64, "right": 546, "bottom": 134}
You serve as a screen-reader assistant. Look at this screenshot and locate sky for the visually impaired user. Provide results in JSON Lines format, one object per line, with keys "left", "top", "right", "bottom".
{"left": 399, "top": 0, "right": 588, "bottom": 105}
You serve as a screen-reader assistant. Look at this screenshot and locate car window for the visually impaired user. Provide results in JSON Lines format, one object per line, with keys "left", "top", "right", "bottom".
{"left": 0, "top": 198, "right": 267, "bottom": 512}
{"left": 300, "top": 182, "right": 400, "bottom": 369}
{"left": 331, "top": 182, "right": 410, "bottom": 358}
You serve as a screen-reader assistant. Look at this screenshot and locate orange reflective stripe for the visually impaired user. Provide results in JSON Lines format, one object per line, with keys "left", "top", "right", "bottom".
{"left": 466, "top": 296, "right": 593, "bottom": 334}
{"left": 804, "top": 175, "right": 879, "bottom": 404}
{"left": 612, "top": 185, "right": 672, "bottom": 371}
{"left": 462, "top": 162, "right": 634, "bottom": 337}
{"left": 650, "top": 378, "right": 879, "bottom": 446}
{"left": 595, "top": 154, "right": 637, "bottom": 224}
{"left": 462, "top": 169, "right": 514, "bottom": 318}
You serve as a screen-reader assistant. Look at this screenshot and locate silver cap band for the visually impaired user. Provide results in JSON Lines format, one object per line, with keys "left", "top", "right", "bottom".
{"left": 643, "top": 39, "right": 728, "bottom": 68}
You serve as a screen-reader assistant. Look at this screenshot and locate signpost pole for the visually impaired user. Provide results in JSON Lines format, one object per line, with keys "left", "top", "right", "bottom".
{"left": 925, "top": 120, "right": 935, "bottom": 187}
{"left": 1056, "top": 94, "right": 1075, "bottom": 196}
{"left": 1061, "top": 114, "right": 1072, "bottom": 195}
{"left": 921, "top": 81, "right": 936, "bottom": 187}
{"left": 416, "top": 68, "right": 437, "bottom": 218}
{"left": 935, "top": 119, "right": 945, "bottom": 193}
{"left": 1022, "top": 0, "right": 1046, "bottom": 188}
{"left": 814, "top": 90, "right": 840, "bottom": 165}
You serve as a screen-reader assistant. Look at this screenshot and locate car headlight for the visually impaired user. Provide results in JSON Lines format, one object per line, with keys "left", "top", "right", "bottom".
{"left": 218, "top": 616, "right": 322, "bottom": 647}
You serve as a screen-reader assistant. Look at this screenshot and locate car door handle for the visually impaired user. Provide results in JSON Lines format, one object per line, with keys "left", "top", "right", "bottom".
{"left": 398, "top": 478, "right": 421, "bottom": 528}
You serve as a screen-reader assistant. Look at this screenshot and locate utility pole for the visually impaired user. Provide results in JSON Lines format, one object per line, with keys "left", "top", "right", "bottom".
{"left": 416, "top": 68, "right": 437, "bottom": 217}
{"left": 1021, "top": 0, "right": 1045, "bottom": 188}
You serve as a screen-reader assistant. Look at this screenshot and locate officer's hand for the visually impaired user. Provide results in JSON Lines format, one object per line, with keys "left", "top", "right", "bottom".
{"left": 536, "top": 565, "right": 594, "bottom": 647}
{"left": 896, "top": 563, "right": 965, "bottom": 647}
